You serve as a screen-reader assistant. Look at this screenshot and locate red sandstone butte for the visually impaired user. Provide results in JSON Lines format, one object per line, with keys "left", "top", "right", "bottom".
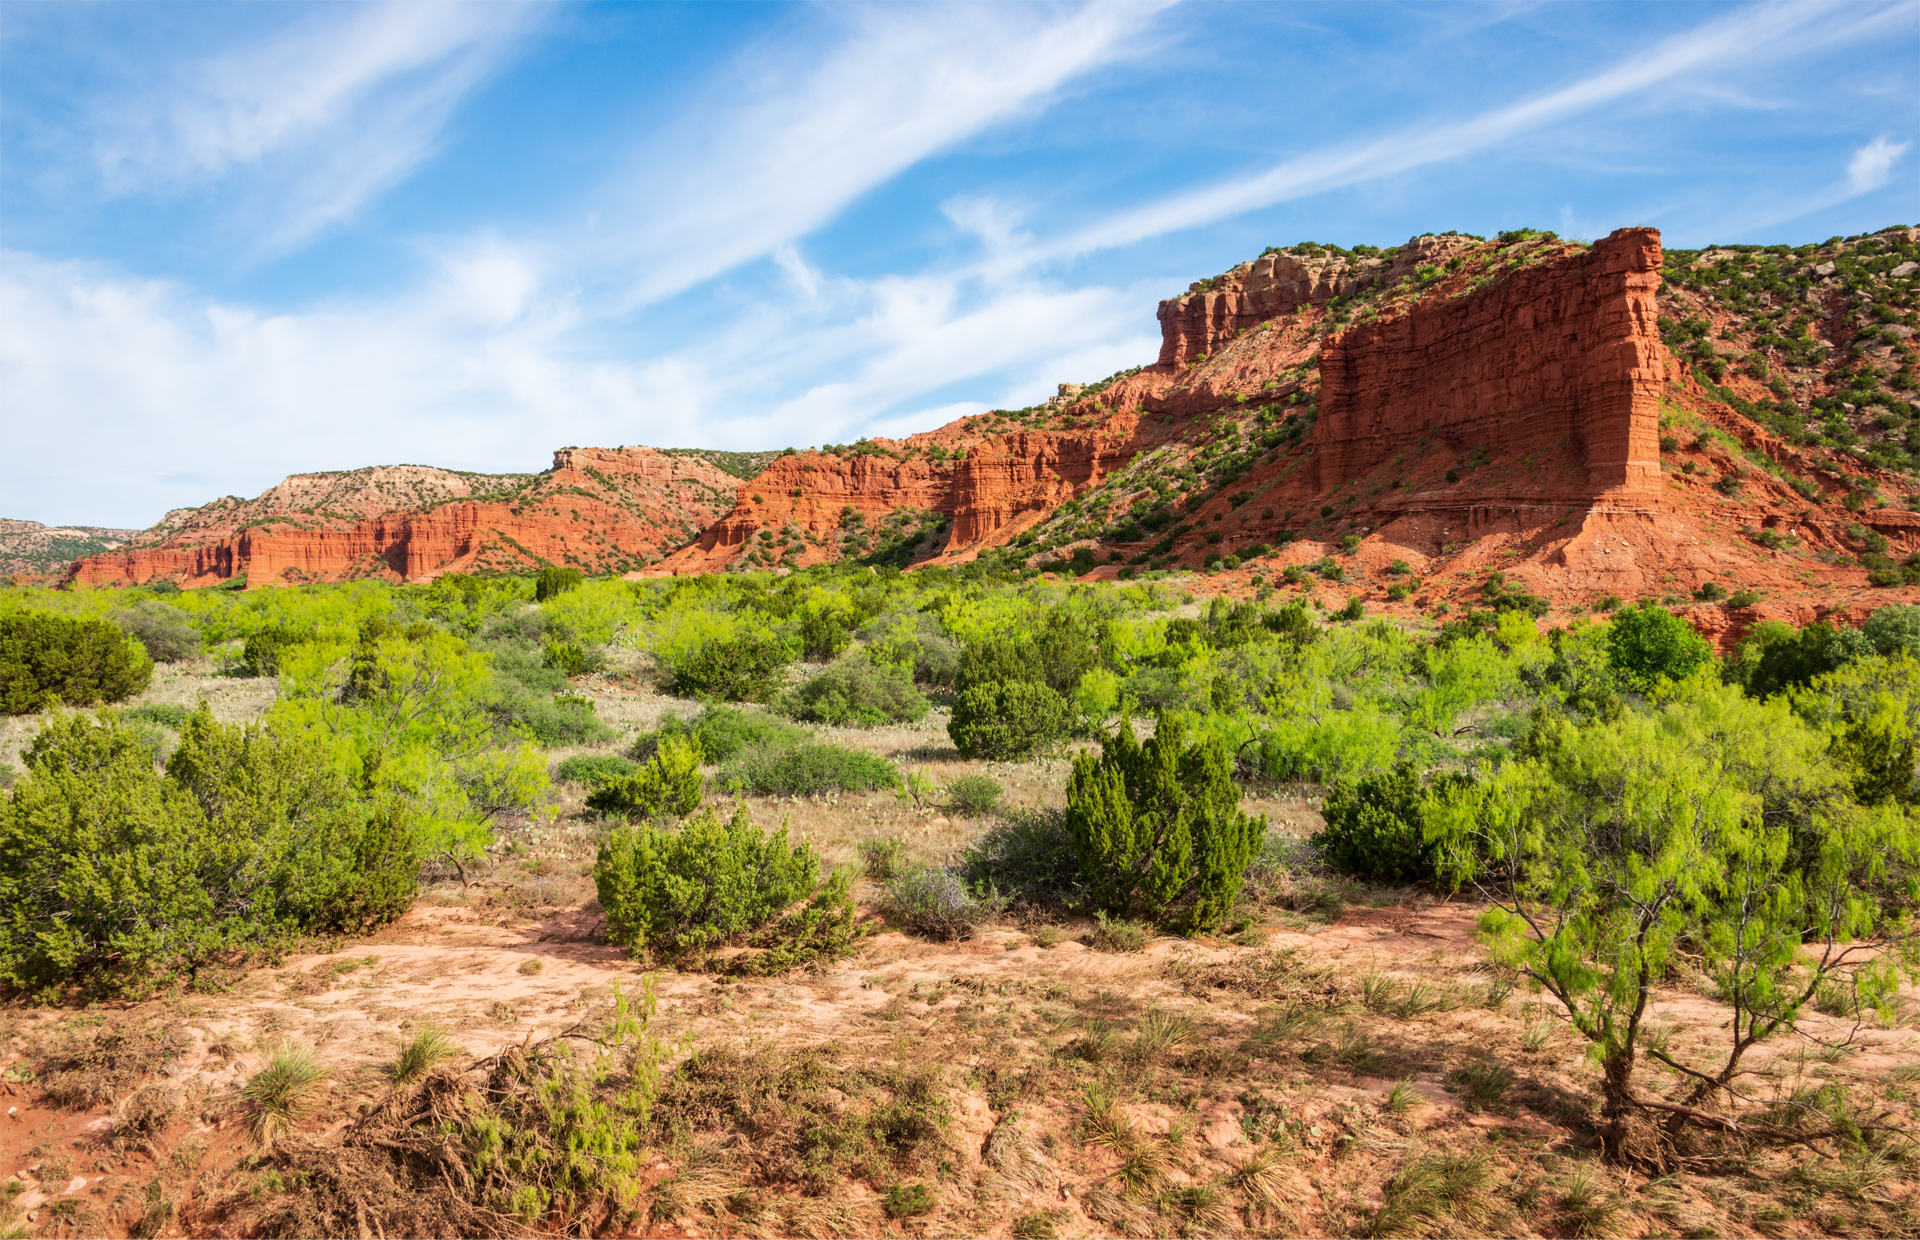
{"left": 67, "top": 448, "right": 738, "bottom": 588}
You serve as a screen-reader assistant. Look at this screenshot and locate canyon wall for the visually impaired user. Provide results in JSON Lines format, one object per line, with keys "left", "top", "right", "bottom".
{"left": 1310, "top": 227, "right": 1664, "bottom": 495}
{"left": 67, "top": 447, "right": 738, "bottom": 588}
{"left": 944, "top": 423, "right": 1142, "bottom": 550}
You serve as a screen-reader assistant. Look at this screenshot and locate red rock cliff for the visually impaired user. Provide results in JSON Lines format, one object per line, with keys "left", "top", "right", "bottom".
{"left": 67, "top": 447, "right": 737, "bottom": 588}
{"left": 1311, "top": 227, "right": 1664, "bottom": 495}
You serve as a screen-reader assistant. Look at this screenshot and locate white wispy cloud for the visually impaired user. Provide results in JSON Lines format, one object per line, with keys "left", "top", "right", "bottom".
{"left": 88, "top": 1, "right": 543, "bottom": 249}
{"left": 1030, "top": 1, "right": 1911, "bottom": 262}
{"left": 592, "top": 1, "right": 1170, "bottom": 306}
{"left": 1849, "top": 134, "right": 1912, "bottom": 193}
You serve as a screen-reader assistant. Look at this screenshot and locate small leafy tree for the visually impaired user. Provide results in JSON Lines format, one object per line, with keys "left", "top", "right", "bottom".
{"left": 1426, "top": 677, "right": 1920, "bottom": 1168}
{"left": 114, "top": 601, "right": 200, "bottom": 663}
{"left": 1604, "top": 602, "right": 1713, "bottom": 690}
{"left": 1064, "top": 710, "right": 1264, "bottom": 933}
{"left": 593, "top": 805, "right": 819, "bottom": 955}
{"left": 587, "top": 735, "right": 704, "bottom": 819}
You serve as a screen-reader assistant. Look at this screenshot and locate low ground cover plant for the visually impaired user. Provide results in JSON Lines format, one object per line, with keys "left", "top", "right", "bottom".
{"left": 718, "top": 739, "right": 898, "bottom": 796}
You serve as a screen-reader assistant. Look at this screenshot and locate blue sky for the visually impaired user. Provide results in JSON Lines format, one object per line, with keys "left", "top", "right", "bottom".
{"left": 2, "top": 1, "right": 1915, "bottom": 528}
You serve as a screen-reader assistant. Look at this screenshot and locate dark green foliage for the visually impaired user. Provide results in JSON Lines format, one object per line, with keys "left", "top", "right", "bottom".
{"left": 241, "top": 626, "right": 306, "bottom": 677}
{"left": 1863, "top": 604, "right": 1920, "bottom": 657}
{"left": 665, "top": 629, "right": 791, "bottom": 701}
{"left": 960, "top": 807, "right": 1081, "bottom": 908}
{"left": 1605, "top": 602, "right": 1713, "bottom": 689}
{"left": 1478, "top": 572, "right": 1549, "bottom": 617}
{"left": 0, "top": 707, "right": 414, "bottom": 997}
{"left": 799, "top": 609, "right": 853, "bottom": 661}
{"left": 1314, "top": 762, "right": 1463, "bottom": 884}
{"left": 708, "top": 867, "right": 863, "bottom": 976}
{"left": 1339, "top": 596, "right": 1366, "bottom": 622}
{"left": 552, "top": 753, "right": 641, "bottom": 788}
{"left": 956, "top": 612, "right": 1106, "bottom": 697}
{"left": 1063, "top": 711, "right": 1263, "bottom": 932}
{"left": 123, "top": 702, "right": 191, "bottom": 730}
{"left": 780, "top": 655, "right": 928, "bottom": 727}
{"left": 1724, "top": 619, "right": 1870, "bottom": 699}
{"left": 114, "top": 601, "right": 200, "bottom": 663}
{"left": 0, "top": 611, "right": 153, "bottom": 714}
{"left": 534, "top": 566, "right": 585, "bottom": 602}
{"left": 718, "top": 740, "right": 899, "bottom": 796}
{"left": 501, "top": 691, "right": 615, "bottom": 747}
{"left": 949, "top": 679, "right": 1072, "bottom": 761}
{"left": 593, "top": 805, "right": 820, "bottom": 954}
{"left": 586, "top": 736, "right": 704, "bottom": 819}
{"left": 639, "top": 705, "right": 804, "bottom": 764}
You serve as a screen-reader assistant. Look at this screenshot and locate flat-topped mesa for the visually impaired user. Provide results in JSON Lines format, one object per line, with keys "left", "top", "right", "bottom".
{"left": 1311, "top": 226, "right": 1665, "bottom": 496}
{"left": 1156, "top": 234, "right": 1481, "bottom": 369}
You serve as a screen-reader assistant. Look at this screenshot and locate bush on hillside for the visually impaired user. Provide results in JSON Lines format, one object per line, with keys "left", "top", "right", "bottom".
{"left": 1605, "top": 602, "right": 1713, "bottom": 689}
{"left": 534, "top": 566, "right": 585, "bottom": 602}
{"left": 1863, "top": 604, "right": 1920, "bottom": 657}
{"left": 586, "top": 735, "right": 704, "bottom": 819}
{"left": 1724, "top": 619, "right": 1869, "bottom": 699}
{"left": 1314, "top": 761, "right": 1468, "bottom": 884}
{"left": 0, "top": 612, "right": 153, "bottom": 714}
{"left": 0, "top": 707, "right": 416, "bottom": 997}
{"left": 1064, "top": 711, "right": 1263, "bottom": 932}
{"left": 593, "top": 805, "right": 819, "bottom": 954}
{"left": 943, "top": 773, "right": 1003, "bottom": 817}
{"left": 241, "top": 626, "right": 306, "bottom": 677}
{"left": 948, "top": 679, "right": 1071, "bottom": 761}
{"left": 779, "top": 655, "right": 928, "bottom": 728}
{"left": 717, "top": 740, "right": 898, "bottom": 796}
{"left": 960, "top": 807, "right": 1081, "bottom": 908}
{"left": 637, "top": 705, "right": 805, "bottom": 764}
{"left": 664, "top": 630, "right": 792, "bottom": 701}
{"left": 114, "top": 601, "right": 200, "bottom": 663}
{"left": 552, "top": 753, "right": 640, "bottom": 788}
{"left": 882, "top": 865, "right": 1002, "bottom": 940}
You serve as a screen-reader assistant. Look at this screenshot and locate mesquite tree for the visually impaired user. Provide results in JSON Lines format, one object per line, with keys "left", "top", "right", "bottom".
{"left": 1065, "top": 710, "right": 1263, "bottom": 933}
{"left": 1427, "top": 676, "right": 1919, "bottom": 1168}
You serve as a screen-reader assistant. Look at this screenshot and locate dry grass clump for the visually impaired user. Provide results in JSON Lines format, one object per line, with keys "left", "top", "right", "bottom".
{"left": 35, "top": 1008, "right": 189, "bottom": 1108}
{"left": 240, "top": 1045, "right": 329, "bottom": 1144}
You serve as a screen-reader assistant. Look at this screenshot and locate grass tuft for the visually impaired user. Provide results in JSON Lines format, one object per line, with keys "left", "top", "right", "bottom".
{"left": 240, "top": 1045, "right": 328, "bottom": 1144}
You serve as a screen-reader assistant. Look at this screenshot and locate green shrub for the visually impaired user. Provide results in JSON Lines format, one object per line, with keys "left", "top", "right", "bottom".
{"left": 1863, "top": 604, "right": 1920, "bottom": 656}
{"left": 534, "top": 566, "right": 585, "bottom": 602}
{"left": 943, "top": 774, "right": 1003, "bottom": 817}
{"left": 718, "top": 740, "right": 898, "bottom": 796}
{"left": 1724, "top": 619, "right": 1869, "bottom": 699}
{"left": 0, "top": 707, "right": 415, "bottom": 997}
{"left": 1605, "top": 602, "right": 1713, "bottom": 689}
{"left": 639, "top": 705, "right": 805, "bottom": 764}
{"left": 241, "top": 626, "right": 305, "bottom": 677}
{"left": 1086, "top": 910, "right": 1149, "bottom": 952}
{"left": 552, "top": 753, "right": 640, "bottom": 788}
{"left": 1314, "top": 762, "right": 1464, "bottom": 884}
{"left": 798, "top": 609, "right": 853, "bottom": 661}
{"left": 1, "top": 611, "right": 153, "bottom": 714}
{"left": 1339, "top": 596, "right": 1366, "bottom": 622}
{"left": 593, "top": 805, "right": 820, "bottom": 954}
{"left": 664, "top": 629, "right": 791, "bottom": 701}
{"left": 499, "top": 690, "right": 616, "bottom": 747}
{"left": 123, "top": 702, "right": 191, "bottom": 730}
{"left": 780, "top": 655, "right": 928, "bottom": 727}
{"left": 114, "top": 601, "right": 200, "bottom": 663}
{"left": 542, "top": 640, "right": 602, "bottom": 677}
{"left": 882, "top": 865, "right": 1001, "bottom": 940}
{"left": 949, "top": 680, "right": 1071, "bottom": 761}
{"left": 587, "top": 735, "right": 704, "bottom": 819}
{"left": 858, "top": 834, "right": 906, "bottom": 880}
{"left": 1064, "top": 711, "right": 1263, "bottom": 932}
{"left": 960, "top": 807, "right": 1081, "bottom": 908}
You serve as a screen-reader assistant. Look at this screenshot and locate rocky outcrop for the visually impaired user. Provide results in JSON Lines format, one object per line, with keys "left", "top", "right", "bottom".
{"left": 945, "top": 422, "right": 1142, "bottom": 549}
{"left": 0, "top": 520, "right": 143, "bottom": 577}
{"left": 1311, "top": 227, "right": 1664, "bottom": 495}
{"left": 1155, "top": 235, "right": 1480, "bottom": 369}
{"left": 67, "top": 448, "right": 739, "bottom": 588}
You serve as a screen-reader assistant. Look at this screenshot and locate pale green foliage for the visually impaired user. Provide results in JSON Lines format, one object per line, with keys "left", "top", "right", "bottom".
{"left": 594, "top": 805, "right": 819, "bottom": 954}
{"left": 1427, "top": 674, "right": 1920, "bottom": 1149}
{"left": 587, "top": 734, "right": 704, "bottom": 819}
{"left": 1065, "top": 711, "right": 1264, "bottom": 932}
{"left": 539, "top": 579, "right": 637, "bottom": 645}
{"left": 241, "top": 1045, "right": 328, "bottom": 1144}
